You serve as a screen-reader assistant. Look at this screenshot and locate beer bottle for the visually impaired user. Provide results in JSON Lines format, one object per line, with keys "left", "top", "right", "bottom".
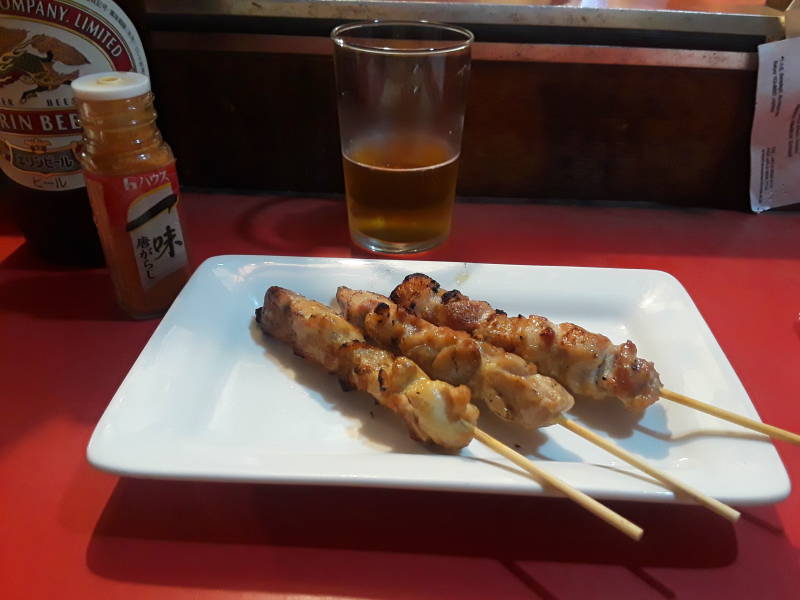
{"left": 0, "top": 0, "right": 148, "bottom": 265}
{"left": 72, "top": 71, "right": 190, "bottom": 319}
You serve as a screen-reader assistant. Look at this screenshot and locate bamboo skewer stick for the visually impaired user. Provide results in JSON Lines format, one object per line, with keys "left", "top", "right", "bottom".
{"left": 463, "top": 421, "right": 644, "bottom": 541}
{"left": 660, "top": 388, "right": 800, "bottom": 446}
{"left": 555, "top": 416, "right": 740, "bottom": 521}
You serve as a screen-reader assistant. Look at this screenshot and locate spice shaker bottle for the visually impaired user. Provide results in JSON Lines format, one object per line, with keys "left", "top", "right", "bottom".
{"left": 72, "top": 71, "right": 190, "bottom": 318}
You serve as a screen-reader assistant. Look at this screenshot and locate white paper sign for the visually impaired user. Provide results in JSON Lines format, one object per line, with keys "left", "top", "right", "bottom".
{"left": 749, "top": 36, "right": 800, "bottom": 212}
{"left": 787, "top": 2, "right": 800, "bottom": 40}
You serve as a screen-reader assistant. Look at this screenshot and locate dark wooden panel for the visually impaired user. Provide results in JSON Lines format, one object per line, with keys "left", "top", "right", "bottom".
{"left": 460, "top": 61, "right": 755, "bottom": 205}
{"left": 148, "top": 48, "right": 755, "bottom": 208}
{"left": 152, "top": 50, "right": 343, "bottom": 193}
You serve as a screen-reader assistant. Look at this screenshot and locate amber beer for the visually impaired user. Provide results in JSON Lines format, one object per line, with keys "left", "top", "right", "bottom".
{"left": 332, "top": 21, "right": 472, "bottom": 253}
{"left": 343, "top": 133, "right": 458, "bottom": 248}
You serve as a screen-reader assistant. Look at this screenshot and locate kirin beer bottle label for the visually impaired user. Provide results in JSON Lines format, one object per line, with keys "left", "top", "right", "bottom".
{"left": 0, "top": 0, "right": 147, "bottom": 191}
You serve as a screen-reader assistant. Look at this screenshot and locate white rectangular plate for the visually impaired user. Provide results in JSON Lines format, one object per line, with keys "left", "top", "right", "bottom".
{"left": 87, "top": 255, "right": 790, "bottom": 504}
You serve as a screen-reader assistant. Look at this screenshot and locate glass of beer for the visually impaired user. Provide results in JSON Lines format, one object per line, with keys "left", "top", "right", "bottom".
{"left": 331, "top": 21, "right": 473, "bottom": 253}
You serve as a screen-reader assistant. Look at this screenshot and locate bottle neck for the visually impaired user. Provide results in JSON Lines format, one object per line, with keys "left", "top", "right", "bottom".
{"left": 77, "top": 92, "right": 164, "bottom": 158}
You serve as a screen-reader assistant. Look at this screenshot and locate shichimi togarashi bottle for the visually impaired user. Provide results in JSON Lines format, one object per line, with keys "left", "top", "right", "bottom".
{"left": 72, "top": 71, "right": 190, "bottom": 318}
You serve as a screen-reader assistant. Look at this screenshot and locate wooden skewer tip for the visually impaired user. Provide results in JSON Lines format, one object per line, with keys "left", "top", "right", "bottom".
{"left": 660, "top": 388, "right": 800, "bottom": 446}
{"left": 463, "top": 421, "right": 644, "bottom": 541}
{"left": 555, "top": 416, "right": 740, "bottom": 522}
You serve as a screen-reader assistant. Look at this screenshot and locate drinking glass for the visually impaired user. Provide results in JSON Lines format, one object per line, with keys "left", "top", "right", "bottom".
{"left": 331, "top": 21, "right": 473, "bottom": 253}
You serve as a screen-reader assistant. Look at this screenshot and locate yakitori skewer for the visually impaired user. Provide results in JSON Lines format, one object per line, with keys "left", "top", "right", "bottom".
{"left": 257, "top": 286, "right": 643, "bottom": 540}
{"left": 258, "top": 285, "right": 476, "bottom": 449}
{"left": 337, "top": 287, "right": 738, "bottom": 521}
{"left": 391, "top": 273, "right": 800, "bottom": 448}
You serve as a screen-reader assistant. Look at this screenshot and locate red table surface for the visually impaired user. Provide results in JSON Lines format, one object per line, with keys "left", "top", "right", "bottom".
{"left": 1, "top": 193, "right": 799, "bottom": 599}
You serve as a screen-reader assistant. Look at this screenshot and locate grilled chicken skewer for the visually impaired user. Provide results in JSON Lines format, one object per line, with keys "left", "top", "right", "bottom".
{"left": 391, "top": 273, "right": 662, "bottom": 412}
{"left": 338, "top": 286, "right": 739, "bottom": 521}
{"left": 257, "top": 286, "right": 477, "bottom": 450}
{"left": 336, "top": 286, "right": 574, "bottom": 429}
{"left": 257, "top": 286, "right": 644, "bottom": 539}
{"left": 390, "top": 273, "right": 800, "bottom": 447}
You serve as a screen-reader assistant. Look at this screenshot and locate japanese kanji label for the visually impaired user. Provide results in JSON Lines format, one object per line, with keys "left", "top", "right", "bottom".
{"left": 84, "top": 162, "right": 187, "bottom": 290}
